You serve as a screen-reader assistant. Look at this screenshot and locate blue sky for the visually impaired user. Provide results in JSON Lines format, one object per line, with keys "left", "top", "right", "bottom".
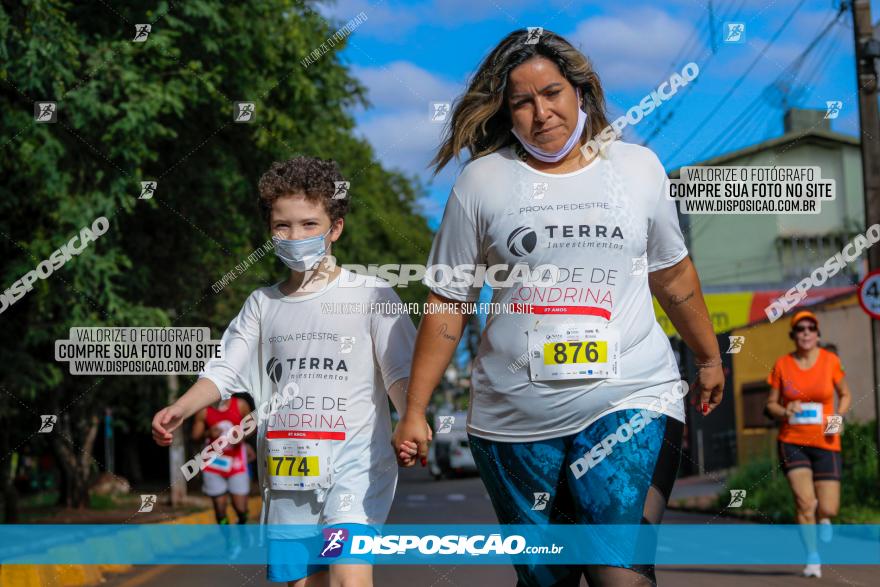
{"left": 316, "top": 0, "right": 878, "bottom": 228}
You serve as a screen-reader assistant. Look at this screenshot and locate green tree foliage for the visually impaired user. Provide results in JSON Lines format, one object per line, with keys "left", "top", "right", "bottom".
{"left": 721, "top": 421, "right": 880, "bottom": 522}
{"left": 0, "top": 0, "right": 432, "bottom": 511}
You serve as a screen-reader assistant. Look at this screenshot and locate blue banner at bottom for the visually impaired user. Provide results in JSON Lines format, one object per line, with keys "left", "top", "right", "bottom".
{"left": 1, "top": 524, "right": 878, "bottom": 565}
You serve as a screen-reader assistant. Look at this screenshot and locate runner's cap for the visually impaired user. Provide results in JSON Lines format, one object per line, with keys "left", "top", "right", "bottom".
{"left": 790, "top": 310, "right": 818, "bottom": 329}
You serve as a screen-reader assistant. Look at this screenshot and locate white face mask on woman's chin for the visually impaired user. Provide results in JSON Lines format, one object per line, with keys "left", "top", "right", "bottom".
{"left": 510, "top": 88, "right": 588, "bottom": 163}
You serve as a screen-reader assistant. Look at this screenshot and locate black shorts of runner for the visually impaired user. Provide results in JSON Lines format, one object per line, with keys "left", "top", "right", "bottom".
{"left": 777, "top": 441, "right": 841, "bottom": 481}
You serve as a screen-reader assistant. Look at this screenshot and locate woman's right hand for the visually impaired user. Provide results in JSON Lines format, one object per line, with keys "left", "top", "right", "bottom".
{"left": 152, "top": 405, "right": 186, "bottom": 446}
{"left": 392, "top": 414, "right": 431, "bottom": 467}
{"left": 784, "top": 400, "right": 802, "bottom": 419}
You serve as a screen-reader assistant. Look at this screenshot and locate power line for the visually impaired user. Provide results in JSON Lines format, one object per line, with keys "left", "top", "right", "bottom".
{"left": 640, "top": 0, "right": 749, "bottom": 143}
{"left": 667, "top": 0, "right": 810, "bottom": 164}
{"left": 797, "top": 21, "right": 846, "bottom": 99}
{"left": 707, "top": 8, "right": 846, "bottom": 158}
{"left": 639, "top": 6, "right": 709, "bottom": 138}
{"left": 710, "top": 96, "right": 784, "bottom": 157}
{"left": 691, "top": 14, "right": 841, "bottom": 255}
{"left": 668, "top": 12, "right": 709, "bottom": 69}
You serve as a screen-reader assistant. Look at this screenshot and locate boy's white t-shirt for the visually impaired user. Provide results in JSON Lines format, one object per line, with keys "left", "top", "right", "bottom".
{"left": 198, "top": 269, "right": 416, "bottom": 526}
{"left": 424, "top": 140, "right": 688, "bottom": 442}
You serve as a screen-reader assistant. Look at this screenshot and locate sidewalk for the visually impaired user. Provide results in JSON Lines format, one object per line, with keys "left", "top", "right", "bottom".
{"left": 669, "top": 473, "right": 727, "bottom": 510}
{"left": 0, "top": 495, "right": 263, "bottom": 587}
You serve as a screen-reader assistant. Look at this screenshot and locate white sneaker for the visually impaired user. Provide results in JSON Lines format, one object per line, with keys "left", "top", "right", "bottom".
{"left": 803, "top": 563, "right": 822, "bottom": 578}
{"left": 819, "top": 518, "right": 833, "bottom": 543}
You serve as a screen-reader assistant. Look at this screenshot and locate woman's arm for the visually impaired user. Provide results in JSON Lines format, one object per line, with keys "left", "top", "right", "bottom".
{"left": 648, "top": 256, "right": 724, "bottom": 413}
{"left": 835, "top": 377, "right": 852, "bottom": 416}
{"left": 765, "top": 385, "right": 794, "bottom": 421}
{"left": 391, "top": 291, "right": 470, "bottom": 463}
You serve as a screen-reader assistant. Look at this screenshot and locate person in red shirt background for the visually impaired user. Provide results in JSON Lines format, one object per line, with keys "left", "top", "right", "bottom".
{"left": 192, "top": 395, "right": 253, "bottom": 525}
{"left": 765, "top": 310, "right": 852, "bottom": 578}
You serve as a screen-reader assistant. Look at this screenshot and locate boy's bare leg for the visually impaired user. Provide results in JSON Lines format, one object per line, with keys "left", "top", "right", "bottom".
{"left": 329, "top": 564, "right": 372, "bottom": 587}
{"left": 289, "top": 570, "right": 329, "bottom": 587}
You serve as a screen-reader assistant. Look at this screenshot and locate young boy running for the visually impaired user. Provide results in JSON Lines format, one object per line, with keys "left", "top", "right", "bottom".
{"left": 151, "top": 156, "right": 420, "bottom": 586}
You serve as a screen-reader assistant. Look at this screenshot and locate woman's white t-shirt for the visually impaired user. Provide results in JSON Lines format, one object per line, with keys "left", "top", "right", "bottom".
{"left": 424, "top": 141, "right": 688, "bottom": 442}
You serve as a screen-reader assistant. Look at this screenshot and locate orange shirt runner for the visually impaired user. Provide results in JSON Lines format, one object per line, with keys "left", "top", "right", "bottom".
{"left": 767, "top": 347, "right": 845, "bottom": 452}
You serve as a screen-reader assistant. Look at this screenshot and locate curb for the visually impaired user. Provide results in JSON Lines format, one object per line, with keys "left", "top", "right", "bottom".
{"left": 0, "top": 495, "right": 263, "bottom": 587}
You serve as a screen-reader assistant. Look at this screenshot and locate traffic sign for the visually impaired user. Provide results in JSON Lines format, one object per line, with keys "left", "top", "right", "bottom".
{"left": 858, "top": 269, "right": 880, "bottom": 319}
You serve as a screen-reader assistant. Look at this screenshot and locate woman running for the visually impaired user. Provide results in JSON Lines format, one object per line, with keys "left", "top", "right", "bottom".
{"left": 765, "top": 310, "right": 852, "bottom": 579}
{"left": 393, "top": 29, "right": 723, "bottom": 586}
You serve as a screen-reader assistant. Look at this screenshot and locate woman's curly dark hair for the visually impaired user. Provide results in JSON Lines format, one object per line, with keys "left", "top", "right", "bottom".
{"left": 257, "top": 156, "right": 350, "bottom": 225}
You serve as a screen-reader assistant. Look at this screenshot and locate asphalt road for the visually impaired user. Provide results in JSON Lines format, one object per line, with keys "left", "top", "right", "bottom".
{"left": 103, "top": 467, "right": 878, "bottom": 587}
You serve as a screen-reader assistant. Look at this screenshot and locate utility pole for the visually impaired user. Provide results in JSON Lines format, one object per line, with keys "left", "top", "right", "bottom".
{"left": 104, "top": 408, "right": 114, "bottom": 474}
{"left": 165, "top": 309, "right": 187, "bottom": 506}
{"left": 167, "top": 372, "right": 187, "bottom": 506}
{"left": 708, "top": 0, "right": 718, "bottom": 54}
{"left": 851, "top": 0, "right": 880, "bottom": 482}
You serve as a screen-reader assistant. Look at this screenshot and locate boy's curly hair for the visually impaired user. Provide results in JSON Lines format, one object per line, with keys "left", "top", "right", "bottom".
{"left": 257, "top": 156, "right": 350, "bottom": 225}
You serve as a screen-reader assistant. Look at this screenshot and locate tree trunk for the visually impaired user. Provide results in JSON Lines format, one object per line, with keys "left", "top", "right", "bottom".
{"left": 128, "top": 434, "right": 144, "bottom": 485}
{"left": 52, "top": 412, "right": 100, "bottom": 509}
{"left": 55, "top": 448, "right": 69, "bottom": 507}
{"left": 0, "top": 422, "right": 18, "bottom": 522}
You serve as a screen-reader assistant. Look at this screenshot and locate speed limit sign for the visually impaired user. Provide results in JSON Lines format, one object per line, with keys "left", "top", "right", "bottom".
{"left": 858, "top": 269, "right": 880, "bottom": 319}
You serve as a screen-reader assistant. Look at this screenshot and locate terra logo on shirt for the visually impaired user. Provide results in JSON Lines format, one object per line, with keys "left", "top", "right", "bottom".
{"left": 544, "top": 225, "right": 624, "bottom": 239}
{"left": 266, "top": 357, "right": 283, "bottom": 383}
{"left": 285, "top": 357, "right": 349, "bottom": 371}
{"left": 507, "top": 226, "right": 538, "bottom": 257}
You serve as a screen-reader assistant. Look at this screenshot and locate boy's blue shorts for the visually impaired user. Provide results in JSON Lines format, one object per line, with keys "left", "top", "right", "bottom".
{"left": 266, "top": 523, "right": 377, "bottom": 583}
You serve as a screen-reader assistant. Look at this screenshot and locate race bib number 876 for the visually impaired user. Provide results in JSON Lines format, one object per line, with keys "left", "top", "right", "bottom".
{"left": 528, "top": 323, "right": 620, "bottom": 381}
{"left": 544, "top": 341, "right": 607, "bottom": 365}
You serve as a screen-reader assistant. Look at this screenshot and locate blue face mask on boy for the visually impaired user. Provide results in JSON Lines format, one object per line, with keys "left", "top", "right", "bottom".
{"left": 272, "top": 226, "right": 333, "bottom": 272}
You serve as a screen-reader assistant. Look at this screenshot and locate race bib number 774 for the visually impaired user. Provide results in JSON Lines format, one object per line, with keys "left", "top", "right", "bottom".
{"left": 265, "top": 436, "right": 332, "bottom": 490}
{"left": 267, "top": 455, "right": 320, "bottom": 477}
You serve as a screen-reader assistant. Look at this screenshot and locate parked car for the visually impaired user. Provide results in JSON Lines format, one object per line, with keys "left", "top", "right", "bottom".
{"left": 428, "top": 412, "right": 477, "bottom": 479}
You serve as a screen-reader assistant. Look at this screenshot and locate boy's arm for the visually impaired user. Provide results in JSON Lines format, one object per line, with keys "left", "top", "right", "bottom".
{"left": 152, "top": 378, "right": 220, "bottom": 447}
{"left": 199, "top": 291, "right": 262, "bottom": 402}
{"left": 370, "top": 289, "right": 434, "bottom": 464}
{"left": 369, "top": 288, "right": 418, "bottom": 416}
{"left": 153, "top": 291, "right": 261, "bottom": 447}
{"left": 386, "top": 377, "right": 409, "bottom": 415}
{"left": 176, "top": 378, "right": 222, "bottom": 419}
